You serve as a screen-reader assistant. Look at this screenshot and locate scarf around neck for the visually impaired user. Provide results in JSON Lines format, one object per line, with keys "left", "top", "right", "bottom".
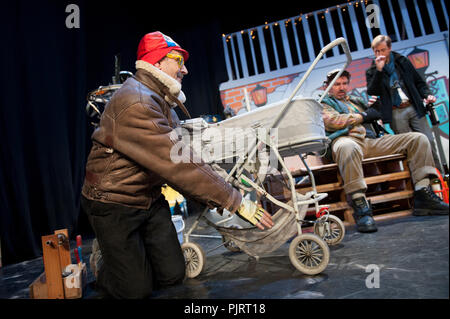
{"left": 321, "top": 95, "right": 352, "bottom": 114}
{"left": 383, "top": 52, "right": 402, "bottom": 106}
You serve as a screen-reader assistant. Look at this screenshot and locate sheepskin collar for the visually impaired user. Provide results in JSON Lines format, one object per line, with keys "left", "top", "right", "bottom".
{"left": 135, "top": 60, "right": 186, "bottom": 105}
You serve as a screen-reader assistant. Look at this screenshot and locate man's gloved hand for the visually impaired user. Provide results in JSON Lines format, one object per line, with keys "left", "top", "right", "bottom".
{"left": 236, "top": 198, "right": 274, "bottom": 230}
{"left": 360, "top": 108, "right": 382, "bottom": 123}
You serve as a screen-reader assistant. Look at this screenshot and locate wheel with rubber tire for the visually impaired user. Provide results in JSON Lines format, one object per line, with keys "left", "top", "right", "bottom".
{"left": 289, "top": 233, "right": 330, "bottom": 275}
{"left": 181, "top": 242, "right": 206, "bottom": 279}
{"left": 314, "top": 214, "right": 345, "bottom": 246}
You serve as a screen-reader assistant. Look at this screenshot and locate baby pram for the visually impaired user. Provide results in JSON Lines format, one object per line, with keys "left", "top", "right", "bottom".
{"left": 180, "top": 38, "right": 352, "bottom": 278}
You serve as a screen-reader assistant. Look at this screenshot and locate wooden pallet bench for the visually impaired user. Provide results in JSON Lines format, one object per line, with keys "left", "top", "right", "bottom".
{"left": 262, "top": 154, "right": 414, "bottom": 226}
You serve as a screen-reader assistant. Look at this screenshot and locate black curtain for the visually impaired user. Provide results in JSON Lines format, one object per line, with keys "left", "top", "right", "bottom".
{"left": 0, "top": 1, "right": 89, "bottom": 265}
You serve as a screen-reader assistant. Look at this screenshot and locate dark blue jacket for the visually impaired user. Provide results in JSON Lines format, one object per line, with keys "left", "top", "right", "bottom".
{"left": 365, "top": 51, "right": 432, "bottom": 124}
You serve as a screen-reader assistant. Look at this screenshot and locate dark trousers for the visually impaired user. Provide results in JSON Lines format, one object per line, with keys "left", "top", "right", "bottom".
{"left": 81, "top": 195, "right": 185, "bottom": 299}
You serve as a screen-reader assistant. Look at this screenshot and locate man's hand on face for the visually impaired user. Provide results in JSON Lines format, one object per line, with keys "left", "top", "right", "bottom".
{"left": 375, "top": 55, "right": 387, "bottom": 71}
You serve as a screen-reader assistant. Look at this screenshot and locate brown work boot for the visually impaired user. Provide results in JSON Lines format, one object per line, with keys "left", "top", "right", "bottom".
{"left": 351, "top": 197, "right": 378, "bottom": 233}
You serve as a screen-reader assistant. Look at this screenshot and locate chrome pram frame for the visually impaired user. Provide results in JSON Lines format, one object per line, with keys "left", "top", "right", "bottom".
{"left": 181, "top": 38, "right": 353, "bottom": 278}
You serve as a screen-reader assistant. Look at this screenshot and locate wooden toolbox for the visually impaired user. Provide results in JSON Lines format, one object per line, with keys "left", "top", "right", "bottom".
{"left": 29, "top": 229, "right": 87, "bottom": 299}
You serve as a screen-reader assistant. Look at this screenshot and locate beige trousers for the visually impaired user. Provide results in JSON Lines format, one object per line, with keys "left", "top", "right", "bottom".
{"left": 331, "top": 132, "right": 437, "bottom": 195}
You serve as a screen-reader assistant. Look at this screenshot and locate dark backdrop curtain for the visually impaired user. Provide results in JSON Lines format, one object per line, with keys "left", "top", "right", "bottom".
{"left": 0, "top": 1, "right": 89, "bottom": 265}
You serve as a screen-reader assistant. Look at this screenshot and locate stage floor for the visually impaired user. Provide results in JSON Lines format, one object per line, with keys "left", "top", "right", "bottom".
{"left": 1, "top": 214, "right": 448, "bottom": 299}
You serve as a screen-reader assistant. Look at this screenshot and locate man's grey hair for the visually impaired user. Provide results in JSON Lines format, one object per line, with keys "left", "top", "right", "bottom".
{"left": 371, "top": 34, "right": 392, "bottom": 49}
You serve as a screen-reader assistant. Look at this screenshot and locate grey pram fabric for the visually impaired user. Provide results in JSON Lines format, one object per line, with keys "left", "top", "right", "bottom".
{"left": 180, "top": 97, "right": 328, "bottom": 164}
{"left": 205, "top": 201, "right": 308, "bottom": 258}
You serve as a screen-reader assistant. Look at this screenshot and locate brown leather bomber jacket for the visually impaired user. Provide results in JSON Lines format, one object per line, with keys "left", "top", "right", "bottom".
{"left": 81, "top": 67, "right": 242, "bottom": 213}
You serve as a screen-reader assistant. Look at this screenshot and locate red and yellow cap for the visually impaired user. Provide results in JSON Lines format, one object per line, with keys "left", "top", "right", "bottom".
{"left": 137, "top": 31, "right": 189, "bottom": 65}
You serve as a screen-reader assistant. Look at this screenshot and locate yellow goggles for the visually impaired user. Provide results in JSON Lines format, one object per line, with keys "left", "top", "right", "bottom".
{"left": 166, "top": 53, "right": 184, "bottom": 68}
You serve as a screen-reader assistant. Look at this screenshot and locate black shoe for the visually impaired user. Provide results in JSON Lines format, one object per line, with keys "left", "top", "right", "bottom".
{"left": 351, "top": 197, "right": 378, "bottom": 233}
{"left": 413, "top": 186, "right": 449, "bottom": 216}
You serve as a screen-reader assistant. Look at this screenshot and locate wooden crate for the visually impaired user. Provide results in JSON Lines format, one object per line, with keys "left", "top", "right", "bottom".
{"left": 29, "top": 229, "right": 87, "bottom": 299}
{"left": 261, "top": 154, "right": 414, "bottom": 226}
{"left": 29, "top": 263, "right": 87, "bottom": 299}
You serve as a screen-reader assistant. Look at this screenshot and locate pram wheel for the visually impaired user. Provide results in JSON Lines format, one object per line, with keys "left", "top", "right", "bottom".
{"left": 314, "top": 214, "right": 345, "bottom": 246}
{"left": 182, "top": 242, "right": 206, "bottom": 279}
{"left": 289, "top": 233, "right": 330, "bottom": 275}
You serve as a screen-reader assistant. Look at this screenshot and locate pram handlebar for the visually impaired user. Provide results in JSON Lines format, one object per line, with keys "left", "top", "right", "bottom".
{"left": 271, "top": 38, "right": 351, "bottom": 131}
{"left": 320, "top": 37, "right": 351, "bottom": 60}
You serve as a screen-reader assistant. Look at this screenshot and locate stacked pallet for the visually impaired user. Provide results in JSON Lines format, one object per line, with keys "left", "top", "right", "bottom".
{"left": 262, "top": 154, "right": 414, "bottom": 226}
